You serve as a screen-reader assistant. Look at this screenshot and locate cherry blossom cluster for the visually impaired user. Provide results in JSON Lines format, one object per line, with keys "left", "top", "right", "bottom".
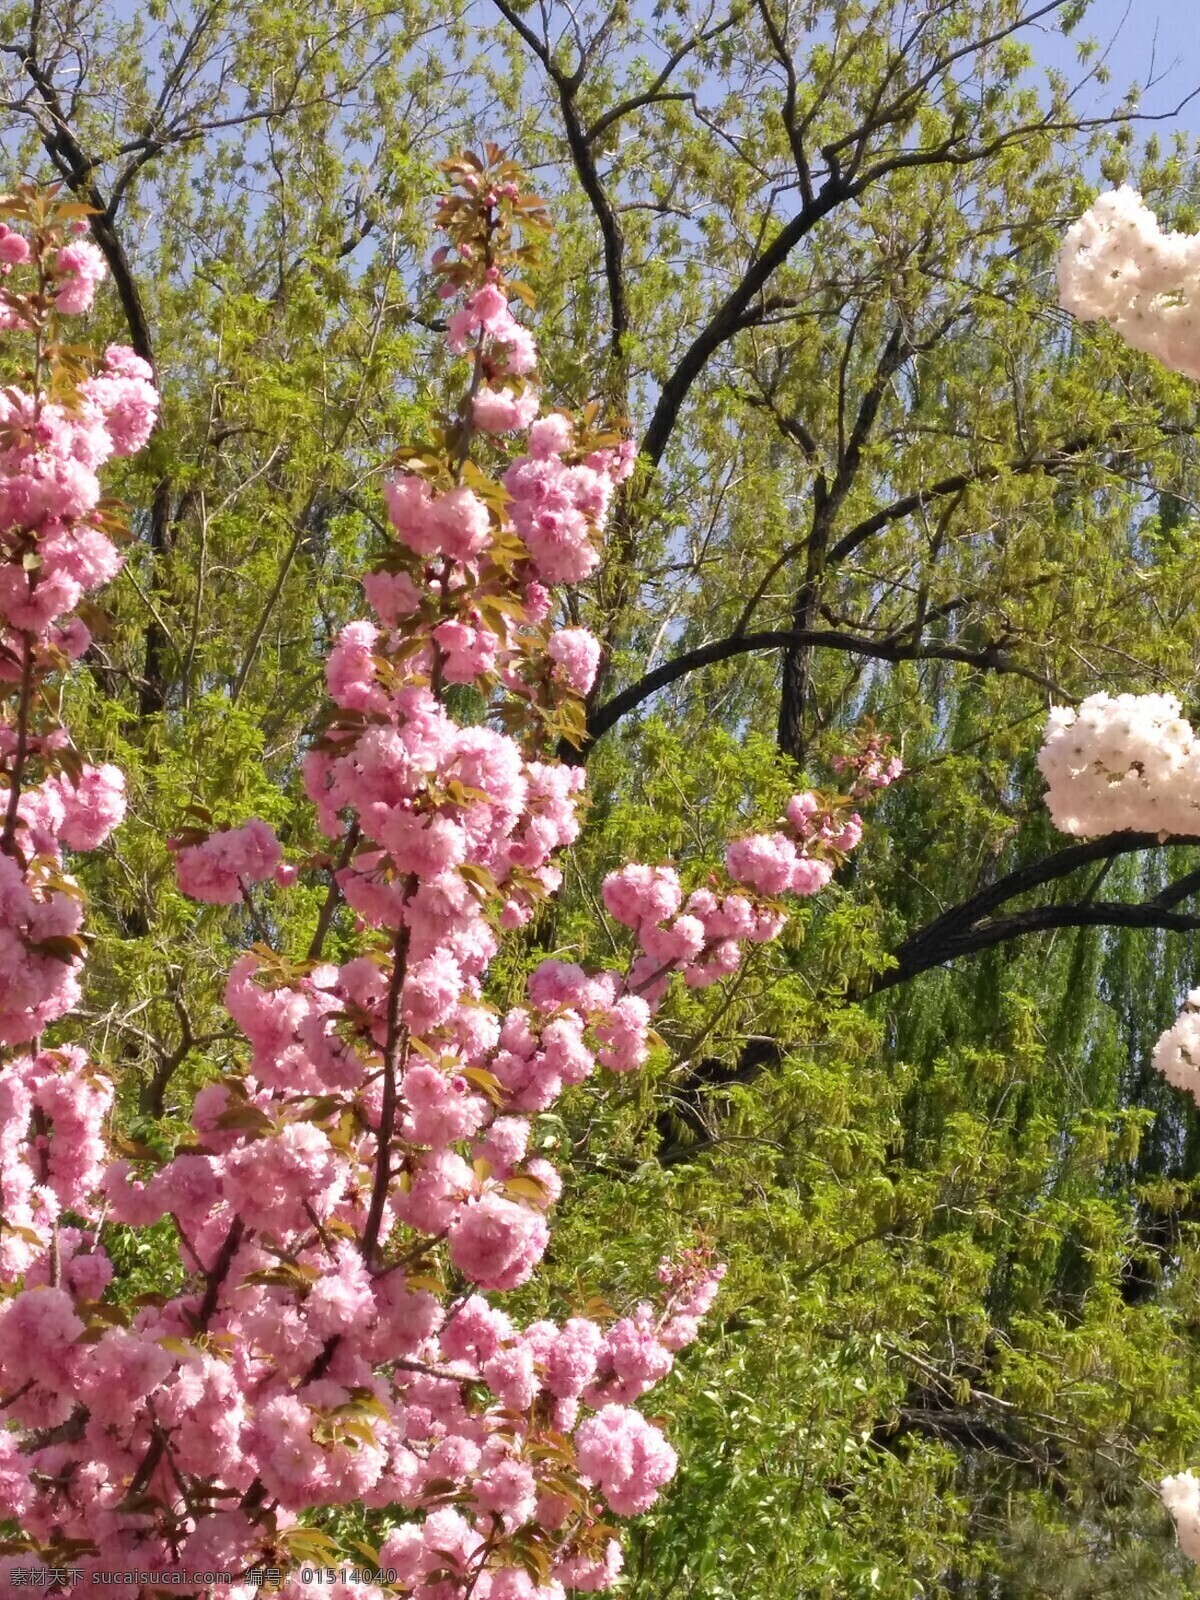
{"left": 599, "top": 786, "right": 868, "bottom": 1006}
{"left": 1036, "top": 693, "right": 1200, "bottom": 839}
{"left": 1057, "top": 196, "right": 1200, "bottom": 1568}
{"left": 0, "top": 1043, "right": 112, "bottom": 1281}
{"left": 173, "top": 819, "right": 294, "bottom": 904}
{"left": 0, "top": 190, "right": 156, "bottom": 1045}
{"left": 0, "top": 156, "right": 887, "bottom": 1600}
{"left": 1162, "top": 1473, "right": 1200, "bottom": 1563}
{"left": 1152, "top": 989, "right": 1200, "bottom": 1106}
{"left": 830, "top": 731, "right": 904, "bottom": 795}
{"left": 1058, "top": 186, "right": 1200, "bottom": 380}
{"left": 1036, "top": 691, "right": 1200, "bottom": 1135}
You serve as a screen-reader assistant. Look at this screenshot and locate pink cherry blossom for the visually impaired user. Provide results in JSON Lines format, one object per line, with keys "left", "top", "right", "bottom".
{"left": 725, "top": 832, "right": 798, "bottom": 896}
{"left": 0, "top": 168, "right": 895, "bottom": 1596}
{"left": 574, "top": 1405, "right": 678, "bottom": 1515}
{"left": 175, "top": 819, "right": 282, "bottom": 904}
{"left": 54, "top": 239, "right": 106, "bottom": 314}
{"left": 448, "top": 1192, "right": 550, "bottom": 1290}
{"left": 547, "top": 627, "right": 601, "bottom": 694}
{"left": 473, "top": 386, "right": 539, "bottom": 433}
{"left": 52, "top": 762, "right": 126, "bottom": 850}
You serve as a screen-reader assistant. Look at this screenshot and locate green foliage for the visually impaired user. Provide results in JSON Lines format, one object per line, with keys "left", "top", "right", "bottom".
{"left": 11, "top": 0, "right": 1200, "bottom": 1592}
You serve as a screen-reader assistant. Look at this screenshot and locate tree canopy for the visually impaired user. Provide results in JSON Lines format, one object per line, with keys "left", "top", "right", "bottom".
{"left": 5, "top": 0, "right": 1200, "bottom": 1593}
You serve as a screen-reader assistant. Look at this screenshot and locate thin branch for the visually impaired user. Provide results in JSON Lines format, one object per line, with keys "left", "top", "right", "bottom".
{"left": 585, "top": 89, "right": 694, "bottom": 144}
{"left": 874, "top": 899, "right": 1200, "bottom": 992}
{"left": 491, "top": 0, "right": 628, "bottom": 371}
{"left": 871, "top": 835, "right": 1200, "bottom": 993}
{"left": 582, "top": 626, "right": 1065, "bottom": 749}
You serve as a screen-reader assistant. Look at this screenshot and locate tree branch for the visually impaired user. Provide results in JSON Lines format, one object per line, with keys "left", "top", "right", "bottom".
{"left": 636, "top": 7, "right": 1196, "bottom": 475}
{"left": 826, "top": 421, "right": 1200, "bottom": 567}
{"left": 778, "top": 317, "right": 915, "bottom": 758}
{"left": 871, "top": 834, "right": 1200, "bottom": 993}
{"left": 875, "top": 899, "right": 1200, "bottom": 992}
{"left": 579, "top": 626, "right": 1064, "bottom": 752}
{"left": 491, "top": 0, "right": 628, "bottom": 376}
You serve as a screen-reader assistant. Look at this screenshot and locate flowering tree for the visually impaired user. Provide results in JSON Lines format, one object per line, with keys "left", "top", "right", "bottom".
{"left": 0, "top": 160, "right": 898, "bottom": 1597}
{"left": 1050, "top": 186, "right": 1200, "bottom": 1569}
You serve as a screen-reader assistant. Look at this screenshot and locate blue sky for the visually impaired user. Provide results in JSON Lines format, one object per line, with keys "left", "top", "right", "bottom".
{"left": 1037, "top": 0, "right": 1200, "bottom": 143}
